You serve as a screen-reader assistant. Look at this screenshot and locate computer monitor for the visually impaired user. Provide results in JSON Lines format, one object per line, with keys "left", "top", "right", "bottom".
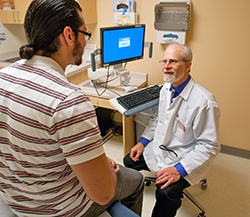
{"left": 100, "top": 24, "right": 146, "bottom": 68}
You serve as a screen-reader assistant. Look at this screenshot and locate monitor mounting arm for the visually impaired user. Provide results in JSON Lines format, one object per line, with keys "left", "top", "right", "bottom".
{"left": 88, "top": 48, "right": 114, "bottom": 81}
{"left": 88, "top": 42, "right": 153, "bottom": 83}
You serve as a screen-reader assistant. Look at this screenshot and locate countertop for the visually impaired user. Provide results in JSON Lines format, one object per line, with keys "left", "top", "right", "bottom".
{"left": 0, "top": 50, "right": 91, "bottom": 77}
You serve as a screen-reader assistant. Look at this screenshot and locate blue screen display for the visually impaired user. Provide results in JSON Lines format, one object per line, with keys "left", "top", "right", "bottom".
{"left": 101, "top": 25, "right": 145, "bottom": 66}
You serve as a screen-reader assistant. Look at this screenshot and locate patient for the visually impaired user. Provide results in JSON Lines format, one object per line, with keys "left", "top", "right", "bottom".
{"left": 0, "top": 0, "right": 143, "bottom": 216}
{"left": 124, "top": 43, "right": 220, "bottom": 217}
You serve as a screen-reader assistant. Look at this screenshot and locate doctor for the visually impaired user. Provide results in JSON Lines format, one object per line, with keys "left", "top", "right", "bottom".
{"left": 124, "top": 43, "right": 220, "bottom": 217}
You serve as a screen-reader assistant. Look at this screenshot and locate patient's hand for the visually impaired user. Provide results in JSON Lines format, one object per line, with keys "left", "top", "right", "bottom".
{"left": 107, "top": 157, "right": 120, "bottom": 173}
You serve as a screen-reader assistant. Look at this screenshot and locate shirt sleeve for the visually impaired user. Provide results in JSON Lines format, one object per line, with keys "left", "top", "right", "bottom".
{"left": 138, "top": 137, "right": 149, "bottom": 146}
{"left": 53, "top": 90, "right": 104, "bottom": 165}
{"left": 174, "top": 162, "right": 188, "bottom": 178}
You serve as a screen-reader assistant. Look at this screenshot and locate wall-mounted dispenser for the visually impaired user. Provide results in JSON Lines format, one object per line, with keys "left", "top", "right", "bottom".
{"left": 113, "top": 1, "right": 137, "bottom": 25}
{"left": 154, "top": 0, "right": 191, "bottom": 44}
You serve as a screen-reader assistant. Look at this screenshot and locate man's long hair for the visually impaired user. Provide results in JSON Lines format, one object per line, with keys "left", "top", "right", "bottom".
{"left": 19, "top": 0, "right": 83, "bottom": 59}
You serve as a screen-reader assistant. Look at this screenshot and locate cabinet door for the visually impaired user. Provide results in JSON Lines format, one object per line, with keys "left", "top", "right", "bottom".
{"left": 0, "top": 0, "right": 31, "bottom": 24}
{"left": 14, "top": 0, "right": 30, "bottom": 23}
{"left": 77, "top": 0, "right": 97, "bottom": 24}
{"left": 0, "top": 9, "right": 16, "bottom": 23}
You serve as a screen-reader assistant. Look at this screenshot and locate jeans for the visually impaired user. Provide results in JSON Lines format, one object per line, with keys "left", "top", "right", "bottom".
{"left": 124, "top": 153, "right": 190, "bottom": 217}
{"left": 107, "top": 202, "right": 140, "bottom": 217}
{"left": 81, "top": 165, "right": 144, "bottom": 217}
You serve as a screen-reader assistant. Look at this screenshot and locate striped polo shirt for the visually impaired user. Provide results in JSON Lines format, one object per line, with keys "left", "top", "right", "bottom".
{"left": 0, "top": 55, "right": 104, "bottom": 216}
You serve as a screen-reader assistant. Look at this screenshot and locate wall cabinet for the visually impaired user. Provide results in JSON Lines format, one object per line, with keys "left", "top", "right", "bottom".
{"left": 77, "top": 0, "right": 97, "bottom": 24}
{"left": 0, "top": 0, "right": 31, "bottom": 24}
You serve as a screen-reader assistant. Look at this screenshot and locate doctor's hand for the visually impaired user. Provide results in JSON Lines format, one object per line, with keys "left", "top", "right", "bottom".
{"left": 130, "top": 142, "right": 144, "bottom": 162}
{"left": 155, "top": 166, "right": 181, "bottom": 190}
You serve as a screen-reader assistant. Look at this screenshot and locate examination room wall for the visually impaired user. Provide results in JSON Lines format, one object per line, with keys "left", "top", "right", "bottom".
{"left": 90, "top": 0, "right": 250, "bottom": 152}
{"left": 0, "top": 0, "right": 250, "bottom": 152}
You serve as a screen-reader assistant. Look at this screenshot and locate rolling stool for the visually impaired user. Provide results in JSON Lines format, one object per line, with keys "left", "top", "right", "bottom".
{"left": 0, "top": 195, "right": 121, "bottom": 217}
{"left": 145, "top": 177, "right": 207, "bottom": 217}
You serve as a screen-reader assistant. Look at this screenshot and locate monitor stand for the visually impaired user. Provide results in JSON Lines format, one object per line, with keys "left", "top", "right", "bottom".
{"left": 88, "top": 67, "right": 114, "bottom": 85}
{"left": 113, "top": 64, "right": 138, "bottom": 92}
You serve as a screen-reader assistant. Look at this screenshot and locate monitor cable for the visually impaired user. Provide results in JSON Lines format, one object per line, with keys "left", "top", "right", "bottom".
{"left": 92, "top": 67, "right": 121, "bottom": 96}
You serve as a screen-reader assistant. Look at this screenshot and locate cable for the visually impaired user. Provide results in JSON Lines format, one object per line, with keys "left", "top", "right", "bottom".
{"left": 96, "top": 71, "right": 119, "bottom": 85}
{"left": 93, "top": 81, "right": 121, "bottom": 97}
{"left": 92, "top": 69, "right": 122, "bottom": 97}
{"left": 92, "top": 67, "right": 112, "bottom": 96}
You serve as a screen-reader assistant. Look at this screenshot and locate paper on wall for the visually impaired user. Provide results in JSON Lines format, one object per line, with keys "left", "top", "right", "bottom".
{"left": 0, "top": 27, "right": 7, "bottom": 44}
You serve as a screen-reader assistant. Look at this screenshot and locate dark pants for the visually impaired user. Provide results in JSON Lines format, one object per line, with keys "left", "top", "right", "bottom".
{"left": 123, "top": 153, "right": 190, "bottom": 217}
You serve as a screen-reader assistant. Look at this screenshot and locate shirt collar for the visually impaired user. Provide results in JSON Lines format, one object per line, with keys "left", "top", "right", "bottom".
{"left": 24, "top": 55, "right": 65, "bottom": 76}
{"left": 170, "top": 75, "right": 191, "bottom": 97}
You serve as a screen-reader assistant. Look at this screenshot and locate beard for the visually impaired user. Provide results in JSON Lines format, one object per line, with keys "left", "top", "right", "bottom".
{"left": 163, "top": 68, "right": 183, "bottom": 84}
{"left": 72, "top": 39, "right": 83, "bottom": 66}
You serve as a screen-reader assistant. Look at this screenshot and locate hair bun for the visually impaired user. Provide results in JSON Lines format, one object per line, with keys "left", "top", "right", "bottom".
{"left": 19, "top": 44, "right": 35, "bottom": 60}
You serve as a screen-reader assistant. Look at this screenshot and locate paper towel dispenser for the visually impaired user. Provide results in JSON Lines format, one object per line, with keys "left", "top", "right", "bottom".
{"left": 154, "top": 0, "right": 191, "bottom": 44}
{"left": 154, "top": 2, "right": 190, "bottom": 31}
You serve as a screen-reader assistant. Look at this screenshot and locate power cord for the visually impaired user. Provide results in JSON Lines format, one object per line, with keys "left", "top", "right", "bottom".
{"left": 92, "top": 69, "right": 121, "bottom": 97}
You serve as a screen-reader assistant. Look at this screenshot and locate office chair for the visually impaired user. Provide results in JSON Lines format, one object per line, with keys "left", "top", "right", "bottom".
{"left": 144, "top": 176, "right": 207, "bottom": 217}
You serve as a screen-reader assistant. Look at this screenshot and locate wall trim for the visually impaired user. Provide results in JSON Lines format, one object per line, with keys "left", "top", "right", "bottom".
{"left": 221, "top": 144, "right": 250, "bottom": 159}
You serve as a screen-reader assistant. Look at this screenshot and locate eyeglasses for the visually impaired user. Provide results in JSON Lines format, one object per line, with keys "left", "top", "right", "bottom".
{"left": 159, "top": 59, "right": 188, "bottom": 66}
{"left": 78, "top": 29, "right": 92, "bottom": 41}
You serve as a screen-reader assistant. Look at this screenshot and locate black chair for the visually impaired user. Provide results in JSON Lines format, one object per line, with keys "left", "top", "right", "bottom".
{"left": 144, "top": 176, "right": 207, "bottom": 217}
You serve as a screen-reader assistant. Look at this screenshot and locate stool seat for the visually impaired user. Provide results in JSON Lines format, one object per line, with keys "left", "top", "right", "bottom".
{"left": 0, "top": 195, "right": 111, "bottom": 217}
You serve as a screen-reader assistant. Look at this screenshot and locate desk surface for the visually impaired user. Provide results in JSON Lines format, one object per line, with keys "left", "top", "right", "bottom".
{"left": 77, "top": 71, "right": 148, "bottom": 101}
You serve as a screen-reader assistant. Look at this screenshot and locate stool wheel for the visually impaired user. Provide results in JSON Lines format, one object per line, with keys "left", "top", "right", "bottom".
{"left": 145, "top": 180, "right": 151, "bottom": 186}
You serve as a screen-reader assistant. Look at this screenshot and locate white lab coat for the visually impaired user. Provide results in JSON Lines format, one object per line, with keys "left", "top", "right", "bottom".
{"left": 142, "top": 78, "right": 220, "bottom": 185}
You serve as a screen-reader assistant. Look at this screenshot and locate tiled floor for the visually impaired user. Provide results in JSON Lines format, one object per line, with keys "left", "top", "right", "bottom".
{"left": 103, "top": 135, "right": 250, "bottom": 217}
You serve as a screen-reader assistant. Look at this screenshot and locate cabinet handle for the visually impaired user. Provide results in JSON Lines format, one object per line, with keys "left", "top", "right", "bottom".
{"left": 12, "top": 11, "right": 16, "bottom": 22}
{"left": 17, "top": 11, "right": 20, "bottom": 22}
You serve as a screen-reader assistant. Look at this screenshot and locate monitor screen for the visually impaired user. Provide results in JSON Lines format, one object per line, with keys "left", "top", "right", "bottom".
{"left": 100, "top": 24, "right": 145, "bottom": 67}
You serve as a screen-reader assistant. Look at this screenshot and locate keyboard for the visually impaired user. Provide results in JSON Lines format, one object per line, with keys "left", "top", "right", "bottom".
{"left": 109, "top": 85, "right": 162, "bottom": 117}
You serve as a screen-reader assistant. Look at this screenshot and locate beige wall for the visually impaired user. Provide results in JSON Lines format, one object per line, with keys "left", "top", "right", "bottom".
{"left": 0, "top": 16, "right": 26, "bottom": 54}
{"left": 88, "top": 0, "right": 250, "bottom": 151}
{"left": 1, "top": 0, "right": 250, "bottom": 151}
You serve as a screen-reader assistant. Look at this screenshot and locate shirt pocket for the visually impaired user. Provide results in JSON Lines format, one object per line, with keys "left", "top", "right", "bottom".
{"left": 173, "top": 116, "right": 192, "bottom": 143}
